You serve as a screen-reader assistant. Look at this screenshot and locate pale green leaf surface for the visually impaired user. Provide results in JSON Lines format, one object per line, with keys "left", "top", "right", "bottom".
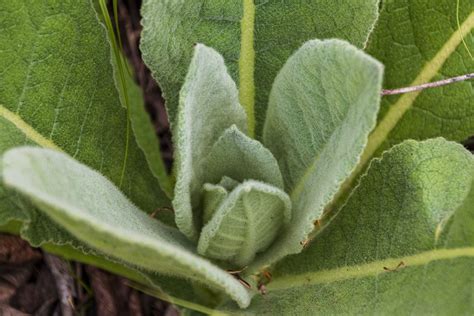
{"left": 226, "top": 139, "right": 474, "bottom": 314}
{"left": 202, "top": 183, "right": 228, "bottom": 225}
{"left": 254, "top": 39, "right": 383, "bottom": 273}
{"left": 201, "top": 125, "right": 283, "bottom": 189}
{"left": 252, "top": 0, "right": 380, "bottom": 136}
{"left": 173, "top": 44, "right": 247, "bottom": 240}
{"left": 363, "top": 0, "right": 474, "bottom": 164}
{"left": 218, "top": 176, "right": 240, "bottom": 191}
{"left": 140, "top": 0, "right": 379, "bottom": 135}
{"left": 3, "top": 147, "right": 251, "bottom": 308}
{"left": 198, "top": 180, "right": 291, "bottom": 267}
{"left": 201, "top": 177, "right": 240, "bottom": 225}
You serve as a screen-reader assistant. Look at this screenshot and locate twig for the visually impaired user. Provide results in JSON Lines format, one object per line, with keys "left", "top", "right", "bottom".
{"left": 85, "top": 266, "right": 118, "bottom": 315}
{"left": 381, "top": 73, "right": 473, "bottom": 96}
{"left": 43, "top": 253, "right": 76, "bottom": 316}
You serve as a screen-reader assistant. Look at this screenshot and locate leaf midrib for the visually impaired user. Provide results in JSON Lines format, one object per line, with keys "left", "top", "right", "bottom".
{"left": 267, "top": 247, "right": 474, "bottom": 291}
{"left": 0, "top": 104, "right": 61, "bottom": 151}
{"left": 239, "top": 0, "right": 256, "bottom": 137}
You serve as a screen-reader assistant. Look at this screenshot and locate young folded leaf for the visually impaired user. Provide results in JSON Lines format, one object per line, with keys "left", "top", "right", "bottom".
{"left": 201, "top": 125, "right": 284, "bottom": 189}
{"left": 2, "top": 147, "right": 251, "bottom": 308}
{"left": 250, "top": 39, "right": 383, "bottom": 273}
{"left": 173, "top": 44, "right": 247, "bottom": 241}
{"left": 202, "top": 182, "right": 229, "bottom": 225}
{"left": 198, "top": 180, "right": 291, "bottom": 267}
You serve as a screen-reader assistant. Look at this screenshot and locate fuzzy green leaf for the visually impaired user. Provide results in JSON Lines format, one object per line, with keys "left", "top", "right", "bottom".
{"left": 201, "top": 125, "right": 283, "bottom": 189}
{"left": 3, "top": 147, "right": 251, "bottom": 308}
{"left": 254, "top": 39, "right": 383, "bottom": 272}
{"left": 225, "top": 138, "right": 474, "bottom": 314}
{"left": 140, "top": 0, "right": 379, "bottom": 136}
{"left": 201, "top": 177, "right": 239, "bottom": 225}
{"left": 173, "top": 44, "right": 247, "bottom": 240}
{"left": 202, "top": 183, "right": 228, "bottom": 225}
{"left": 361, "top": 0, "right": 474, "bottom": 169}
{"left": 198, "top": 180, "right": 291, "bottom": 267}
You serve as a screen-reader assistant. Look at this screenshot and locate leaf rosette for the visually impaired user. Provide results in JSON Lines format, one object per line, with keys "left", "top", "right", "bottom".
{"left": 170, "top": 38, "right": 384, "bottom": 272}
{"left": 1, "top": 0, "right": 473, "bottom": 313}
{"left": 171, "top": 45, "right": 292, "bottom": 267}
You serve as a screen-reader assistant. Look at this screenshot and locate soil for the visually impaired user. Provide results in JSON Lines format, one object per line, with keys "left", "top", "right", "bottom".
{"left": 0, "top": 1, "right": 176, "bottom": 315}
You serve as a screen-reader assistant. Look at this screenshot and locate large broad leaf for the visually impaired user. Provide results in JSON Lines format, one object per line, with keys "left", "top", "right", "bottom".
{"left": 251, "top": 39, "right": 383, "bottom": 273}
{"left": 0, "top": 0, "right": 169, "bottom": 223}
{"left": 224, "top": 138, "right": 474, "bottom": 314}
{"left": 357, "top": 0, "right": 474, "bottom": 177}
{"left": 2, "top": 147, "right": 251, "bottom": 308}
{"left": 172, "top": 44, "right": 247, "bottom": 240}
{"left": 140, "top": 0, "right": 379, "bottom": 136}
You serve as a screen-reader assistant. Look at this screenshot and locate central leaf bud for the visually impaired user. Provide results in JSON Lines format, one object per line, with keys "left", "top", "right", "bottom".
{"left": 195, "top": 126, "right": 291, "bottom": 267}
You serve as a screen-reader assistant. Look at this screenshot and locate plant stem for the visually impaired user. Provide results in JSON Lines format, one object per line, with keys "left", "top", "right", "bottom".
{"left": 381, "top": 73, "right": 473, "bottom": 96}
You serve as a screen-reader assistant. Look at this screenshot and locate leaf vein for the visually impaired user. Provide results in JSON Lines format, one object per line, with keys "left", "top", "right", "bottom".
{"left": 268, "top": 247, "right": 474, "bottom": 291}
{"left": 0, "top": 104, "right": 61, "bottom": 151}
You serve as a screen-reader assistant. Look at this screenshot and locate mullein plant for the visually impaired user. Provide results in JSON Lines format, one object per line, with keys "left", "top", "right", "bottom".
{"left": 0, "top": 0, "right": 473, "bottom": 314}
